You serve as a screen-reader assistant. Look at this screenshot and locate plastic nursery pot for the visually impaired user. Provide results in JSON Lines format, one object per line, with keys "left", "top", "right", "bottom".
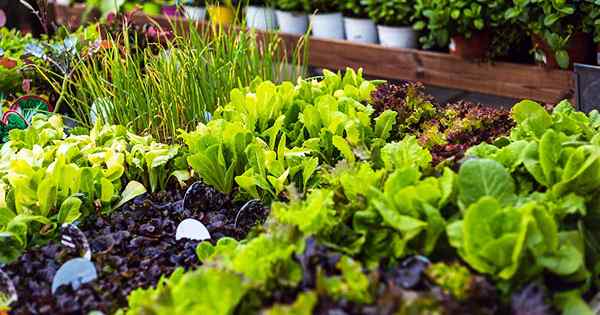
{"left": 246, "top": 5, "right": 277, "bottom": 31}
{"left": 183, "top": 5, "right": 206, "bottom": 21}
{"left": 449, "top": 31, "right": 490, "bottom": 59}
{"left": 162, "top": 5, "right": 179, "bottom": 17}
{"left": 275, "top": 10, "right": 308, "bottom": 35}
{"left": 208, "top": 5, "right": 234, "bottom": 26}
{"left": 142, "top": 2, "right": 162, "bottom": 16}
{"left": 309, "top": 12, "right": 345, "bottom": 40}
{"left": 377, "top": 25, "right": 417, "bottom": 48}
{"left": 531, "top": 32, "right": 593, "bottom": 69}
{"left": 344, "top": 17, "right": 378, "bottom": 44}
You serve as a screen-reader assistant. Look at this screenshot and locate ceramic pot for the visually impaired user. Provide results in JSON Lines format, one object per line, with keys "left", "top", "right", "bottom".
{"left": 344, "top": 17, "right": 378, "bottom": 44}
{"left": 377, "top": 25, "right": 417, "bottom": 48}
{"left": 275, "top": 10, "right": 308, "bottom": 35}
{"left": 309, "top": 12, "right": 345, "bottom": 40}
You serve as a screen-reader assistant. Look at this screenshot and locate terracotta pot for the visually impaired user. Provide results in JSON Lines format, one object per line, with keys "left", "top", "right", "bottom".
{"left": 531, "top": 32, "right": 593, "bottom": 69}
{"left": 449, "top": 31, "right": 490, "bottom": 59}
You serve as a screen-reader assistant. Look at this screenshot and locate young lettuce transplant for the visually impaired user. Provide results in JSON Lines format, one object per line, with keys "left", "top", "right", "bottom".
{"left": 184, "top": 69, "right": 396, "bottom": 200}
{"left": 125, "top": 89, "right": 600, "bottom": 314}
{"left": 0, "top": 115, "right": 188, "bottom": 263}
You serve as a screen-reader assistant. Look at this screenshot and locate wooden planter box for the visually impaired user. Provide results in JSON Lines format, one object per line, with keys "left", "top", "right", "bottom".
{"left": 55, "top": 5, "right": 574, "bottom": 104}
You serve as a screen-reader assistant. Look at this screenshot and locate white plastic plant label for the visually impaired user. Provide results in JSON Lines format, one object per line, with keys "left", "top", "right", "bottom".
{"left": 449, "top": 39, "right": 456, "bottom": 52}
{"left": 175, "top": 219, "right": 211, "bottom": 241}
{"left": 51, "top": 258, "right": 98, "bottom": 294}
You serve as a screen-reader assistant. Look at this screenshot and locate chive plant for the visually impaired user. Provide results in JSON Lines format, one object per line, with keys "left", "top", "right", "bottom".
{"left": 58, "top": 21, "right": 307, "bottom": 142}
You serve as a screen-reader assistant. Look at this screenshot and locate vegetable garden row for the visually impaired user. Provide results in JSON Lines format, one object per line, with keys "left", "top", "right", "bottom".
{"left": 3, "top": 2, "right": 600, "bottom": 315}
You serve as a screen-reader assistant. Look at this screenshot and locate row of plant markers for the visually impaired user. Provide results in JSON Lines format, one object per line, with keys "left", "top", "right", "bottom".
{"left": 2, "top": 68, "right": 600, "bottom": 314}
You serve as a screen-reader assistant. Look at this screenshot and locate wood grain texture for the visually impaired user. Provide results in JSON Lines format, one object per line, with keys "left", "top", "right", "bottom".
{"left": 55, "top": 7, "right": 575, "bottom": 103}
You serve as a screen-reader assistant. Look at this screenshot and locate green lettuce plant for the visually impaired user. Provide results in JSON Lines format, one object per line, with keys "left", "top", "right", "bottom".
{"left": 0, "top": 115, "right": 187, "bottom": 263}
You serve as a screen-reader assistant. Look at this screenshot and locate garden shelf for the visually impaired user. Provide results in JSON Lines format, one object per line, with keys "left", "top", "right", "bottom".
{"left": 54, "top": 4, "right": 575, "bottom": 104}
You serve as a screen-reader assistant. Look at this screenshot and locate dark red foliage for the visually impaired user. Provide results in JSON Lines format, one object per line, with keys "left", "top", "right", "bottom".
{"left": 5, "top": 183, "right": 268, "bottom": 315}
{"left": 371, "top": 82, "right": 436, "bottom": 133}
{"left": 371, "top": 82, "right": 514, "bottom": 166}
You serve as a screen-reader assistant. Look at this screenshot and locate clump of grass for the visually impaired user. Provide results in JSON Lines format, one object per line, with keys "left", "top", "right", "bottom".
{"left": 58, "top": 19, "right": 307, "bottom": 142}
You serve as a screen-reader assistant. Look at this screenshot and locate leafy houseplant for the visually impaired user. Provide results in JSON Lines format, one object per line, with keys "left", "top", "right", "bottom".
{"left": 301, "top": 0, "right": 341, "bottom": 13}
{"left": 342, "top": 0, "right": 378, "bottom": 43}
{"left": 582, "top": 0, "right": 600, "bottom": 65}
{"left": 413, "top": 0, "right": 506, "bottom": 58}
{"left": 274, "top": 0, "right": 307, "bottom": 35}
{"left": 365, "top": 0, "right": 417, "bottom": 48}
{"left": 505, "top": 0, "right": 591, "bottom": 69}
{"left": 303, "top": 0, "right": 345, "bottom": 39}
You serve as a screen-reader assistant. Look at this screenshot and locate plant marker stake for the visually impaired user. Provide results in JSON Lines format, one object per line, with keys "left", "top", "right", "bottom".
{"left": 175, "top": 219, "right": 211, "bottom": 241}
{"left": 51, "top": 258, "right": 98, "bottom": 294}
{"left": 234, "top": 199, "right": 260, "bottom": 228}
{"left": 60, "top": 224, "right": 92, "bottom": 260}
{"left": 0, "top": 267, "right": 17, "bottom": 307}
{"left": 182, "top": 181, "right": 203, "bottom": 211}
{"left": 51, "top": 224, "right": 98, "bottom": 294}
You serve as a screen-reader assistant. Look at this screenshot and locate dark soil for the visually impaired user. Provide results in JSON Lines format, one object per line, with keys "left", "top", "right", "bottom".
{"left": 5, "top": 182, "right": 269, "bottom": 315}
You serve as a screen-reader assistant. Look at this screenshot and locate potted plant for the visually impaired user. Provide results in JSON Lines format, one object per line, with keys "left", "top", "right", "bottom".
{"left": 582, "top": 0, "right": 600, "bottom": 65}
{"left": 366, "top": 0, "right": 415, "bottom": 48}
{"left": 341, "top": 0, "right": 377, "bottom": 44}
{"left": 182, "top": 0, "right": 206, "bottom": 21}
{"left": 413, "top": 0, "right": 506, "bottom": 58}
{"left": 245, "top": 0, "right": 278, "bottom": 30}
{"left": 274, "top": 0, "right": 307, "bottom": 34}
{"left": 303, "top": 0, "right": 345, "bottom": 40}
{"left": 208, "top": 0, "right": 235, "bottom": 25}
{"left": 505, "top": 0, "right": 592, "bottom": 69}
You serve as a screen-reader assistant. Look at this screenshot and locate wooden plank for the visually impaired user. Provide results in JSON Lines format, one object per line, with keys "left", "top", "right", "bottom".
{"left": 56, "top": 7, "right": 575, "bottom": 103}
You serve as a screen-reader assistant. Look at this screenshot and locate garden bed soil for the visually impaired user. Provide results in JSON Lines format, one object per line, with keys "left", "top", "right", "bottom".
{"left": 4, "top": 183, "right": 269, "bottom": 315}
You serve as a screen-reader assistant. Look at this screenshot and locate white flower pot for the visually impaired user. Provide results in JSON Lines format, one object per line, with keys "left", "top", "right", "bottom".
{"left": 309, "top": 12, "right": 345, "bottom": 40}
{"left": 245, "top": 5, "right": 278, "bottom": 31}
{"left": 55, "top": 0, "right": 71, "bottom": 5}
{"left": 275, "top": 10, "right": 308, "bottom": 35}
{"left": 344, "top": 17, "right": 378, "bottom": 44}
{"left": 377, "top": 25, "right": 417, "bottom": 48}
{"left": 183, "top": 5, "right": 206, "bottom": 21}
